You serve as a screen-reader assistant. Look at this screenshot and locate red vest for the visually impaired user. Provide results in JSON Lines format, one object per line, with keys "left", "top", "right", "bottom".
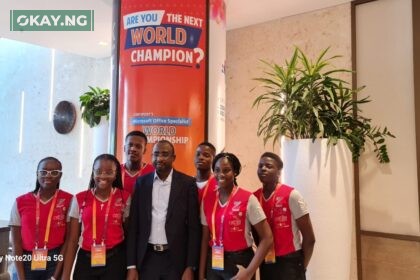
{"left": 198, "top": 176, "right": 217, "bottom": 204}
{"left": 16, "top": 189, "right": 72, "bottom": 251}
{"left": 203, "top": 187, "right": 252, "bottom": 252}
{"left": 76, "top": 189, "right": 130, "bottom": 250}
{"left": 254, "top": 184, "right": 298, "bottom": 256}
{"left": 121, "top": 163, "right": 154, "bottom": 195}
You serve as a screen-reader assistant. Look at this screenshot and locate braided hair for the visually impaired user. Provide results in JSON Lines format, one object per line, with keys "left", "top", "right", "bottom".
{"left": 88, "top": 154, "right": 123, "bottom": 189}
{"left": 212, "top": 152, "right": 242, "bottom": 186}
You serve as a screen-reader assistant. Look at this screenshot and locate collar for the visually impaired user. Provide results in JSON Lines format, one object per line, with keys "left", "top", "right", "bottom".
{"left": 154, "top": 169, "right": 174, "bottom": 184}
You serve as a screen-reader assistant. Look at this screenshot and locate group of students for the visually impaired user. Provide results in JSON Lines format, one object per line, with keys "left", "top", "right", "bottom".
{"left": 9, "top": 130, "right": 315, "bottom": 280}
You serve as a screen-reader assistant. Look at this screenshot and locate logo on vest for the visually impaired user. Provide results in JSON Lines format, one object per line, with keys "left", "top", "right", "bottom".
{"left": 232, "top": 201, "right": 242, "bottom": 211}
{"left": 275, "top": 196, "right": 283, "bottom": 207}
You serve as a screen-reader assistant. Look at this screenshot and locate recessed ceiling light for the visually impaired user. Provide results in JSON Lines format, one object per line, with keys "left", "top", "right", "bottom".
{"left": 98, "top": 41, "right": 108, "bottom": 46}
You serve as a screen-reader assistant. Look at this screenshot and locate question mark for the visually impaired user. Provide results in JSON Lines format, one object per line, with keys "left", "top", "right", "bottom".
{"left": 193, "top": 48, "right": 204, "bottom": 69}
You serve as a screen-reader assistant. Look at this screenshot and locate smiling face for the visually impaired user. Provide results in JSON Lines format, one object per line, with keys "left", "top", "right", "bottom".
{"left": 257, "top": 156, "right": 280, "bottom": 186}
{"left": 37, "top": 159, "right": 62, "bottom": 191}
{"left": 194, "top": 145, "right": 214, "bottom": 172}
{"left": 93, "top": 158, "right": 117, "bottom": 190}
{"left": 124, "top": 135, "right": 147, "bottom": 164}
{"left": 214, "top": 157, "right": 235, "bottom": 190}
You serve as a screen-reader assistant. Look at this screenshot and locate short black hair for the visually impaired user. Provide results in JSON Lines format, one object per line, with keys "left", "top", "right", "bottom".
{"left": 125, "top": 130, "right": 148, "bottom": 144}
{"left": 260, "top": 152, "right": 283, "bottom": 170}
{"left": 88, "top": 154, "right": 123, "bottom": 189}
{"left": 212, "top": 152, "right": 242, "bottom": 186}
{"left": 155, "top": 139, "right": 175, "bottom": 155}
{"left": 34, "top": 157, "right": 62, "bottom": 193}
{"left": 197, "top": 141, "right": 216, "bottom": 155}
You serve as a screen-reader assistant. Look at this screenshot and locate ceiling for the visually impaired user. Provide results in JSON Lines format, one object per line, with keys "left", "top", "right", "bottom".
{"left": 0, "top": 0, "right": 351, "bottom": 58}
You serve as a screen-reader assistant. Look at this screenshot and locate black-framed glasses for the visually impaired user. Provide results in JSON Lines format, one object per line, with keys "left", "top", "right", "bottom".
{"left": 152, "top": 152, "right": 173, "bottom": 159}
{"left": 37, "top": 170, "right": 62, "bottom": 177}
{"left": 93, "top": 169, "right": 116, "bottom": 177}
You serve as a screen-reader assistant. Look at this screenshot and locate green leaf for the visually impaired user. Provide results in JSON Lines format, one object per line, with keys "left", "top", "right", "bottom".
{"left": 79, "top": 86, "right": 110, "bottom": 127}
{"left": 251, "top": 46, "right": 395, "bottom": 163}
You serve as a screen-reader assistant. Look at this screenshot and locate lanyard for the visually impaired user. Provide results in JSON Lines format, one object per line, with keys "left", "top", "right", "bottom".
{"left": 258, "top": 184, "right": 281, "bottom": 225}
{"left": 201, "top": 175, "right": 214, "bottom": 201}
{"left": 92, "top": 189, "right": 114, "bottom": 245}
{"left": 35, "top": 190, "right": 59, "bottom": 249}
{"left": 211, "top": 186, "right": 238, "bottom": 246}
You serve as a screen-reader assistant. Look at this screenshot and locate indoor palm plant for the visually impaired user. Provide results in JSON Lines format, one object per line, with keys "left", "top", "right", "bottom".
{"left": 79, "top": 86, "right": 110, "bottom": 128}
{"left": 252, "top": 47, "right": 395, "bottom": 279}
{"left": 252, "top": 47, "right": 394, "bottom": 163}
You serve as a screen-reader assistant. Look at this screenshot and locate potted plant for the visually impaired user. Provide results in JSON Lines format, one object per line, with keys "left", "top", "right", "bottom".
{"left": 252, "top": 47, "right": 394, "bottom": 163}
{"left": 79, "top": 86, "right": 110, "bottom": 128}
{"left": 252, "top": 47, "right": 395, "bottom": 280}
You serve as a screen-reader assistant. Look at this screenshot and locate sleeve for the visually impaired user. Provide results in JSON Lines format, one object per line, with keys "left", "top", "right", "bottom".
{"left": 126, "top": 178, "right": 140, "bottom": 267}
{"left": 200, "top": 203, "right": 207, "bottom": 226}
{"left": 246, "top": 194, "right": 266, "bottom": 225}
{"left": 289, "top": 189, "right": 309, "bottom": 219}
{"left": 187, "top": 177, "right": 201, "bottom": 268}
{"left": 68, "top": 196, "right": 80, "bottom": 220}
{"left": 9, "top": 200, "right": 21, "bottom": 226}
{"left": 123, "top": 196, "right": 132, "bottom": 221}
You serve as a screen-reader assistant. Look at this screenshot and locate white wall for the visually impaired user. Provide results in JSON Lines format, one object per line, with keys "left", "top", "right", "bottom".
{"left": 0, "top": 39, "right": 111, "bottom": 221}
{"left": 356, "top": 0, "right": 420, "bottom": 236}
{"left": 226, "top": 3, "right": 352, "bottom": 189}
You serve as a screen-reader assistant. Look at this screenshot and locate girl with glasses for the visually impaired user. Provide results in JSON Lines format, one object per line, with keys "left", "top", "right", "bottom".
{"left": 62, "top": 154, "right": 131, "bottom": 280}
{"left": 9, "top": 157, "right": 73, "bottom": 280}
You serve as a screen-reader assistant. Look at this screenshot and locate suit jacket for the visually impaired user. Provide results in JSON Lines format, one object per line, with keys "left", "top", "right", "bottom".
{"left": 126, "top": 169, "right": 201, "bottom": 276}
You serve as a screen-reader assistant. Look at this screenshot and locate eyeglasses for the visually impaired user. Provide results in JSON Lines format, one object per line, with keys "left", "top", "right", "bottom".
{"left": 37, "top": 170, "right": 62, "bottom": 177}
{"left": 152, "top": 152, "right": 173, "bottom": 159}
{"left": 93, "top": 169, "right": 116, "bottom": 177}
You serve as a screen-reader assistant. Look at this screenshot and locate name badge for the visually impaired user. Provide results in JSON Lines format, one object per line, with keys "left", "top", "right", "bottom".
{"left": 31, "top": 248, "right": 48, "bottom": 271}
{"left": 212, "top": 245, "right": 224, "bottom": 270}
{"left": 264, "top": 245, "right": 276, "bottom": 264}
{"left": 91, "top": 244, "right": 106, "bottom": 267}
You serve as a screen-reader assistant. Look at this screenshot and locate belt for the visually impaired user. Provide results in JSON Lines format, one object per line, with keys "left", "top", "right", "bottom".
{"left": 224, "top": 247, "right": 253, "bottom": 256}
{"left": 279, "top": 250, "right": 303, "bottom": 259}
{"left": 148, "top": 243, "right": 169, "bottom": 252}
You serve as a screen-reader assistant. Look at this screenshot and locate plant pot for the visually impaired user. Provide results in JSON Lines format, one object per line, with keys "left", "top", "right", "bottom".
{"left": 281, "top": 138, "right": 356, "bottom": 280}
{"left": 93, "top": 117, "right": 109, "bottom": 159}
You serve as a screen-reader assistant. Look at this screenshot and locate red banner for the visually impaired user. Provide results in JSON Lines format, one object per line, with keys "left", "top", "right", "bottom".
{"left": 117, "top": 0, "right": 207, "bottom": 175}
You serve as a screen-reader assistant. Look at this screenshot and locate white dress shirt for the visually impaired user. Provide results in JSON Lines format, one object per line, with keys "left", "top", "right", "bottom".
{"left": 148, "top": 169, "right": 173, "bottom": 244}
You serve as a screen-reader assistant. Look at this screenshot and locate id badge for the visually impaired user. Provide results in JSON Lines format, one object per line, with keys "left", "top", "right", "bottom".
{"left": 31, "top": 248, "right": 48, "bottom": 271}
{"left": 264, "top": 245, "right": 276, "bottom": 264}
{"left": 91, "top": 244, "right": 106, "bottom": 267}
{"left": 211, "top": 245, "right": 224, "bottom": 270}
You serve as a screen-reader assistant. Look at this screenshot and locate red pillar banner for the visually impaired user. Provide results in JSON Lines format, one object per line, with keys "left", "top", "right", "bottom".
{"left": 117, "top": 0, "right": 208, "bottom": 175}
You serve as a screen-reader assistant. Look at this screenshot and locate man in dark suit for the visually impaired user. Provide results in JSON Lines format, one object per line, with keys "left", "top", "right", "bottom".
{"left": 126, "top": 140, "right": 201, "bottom": 280}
